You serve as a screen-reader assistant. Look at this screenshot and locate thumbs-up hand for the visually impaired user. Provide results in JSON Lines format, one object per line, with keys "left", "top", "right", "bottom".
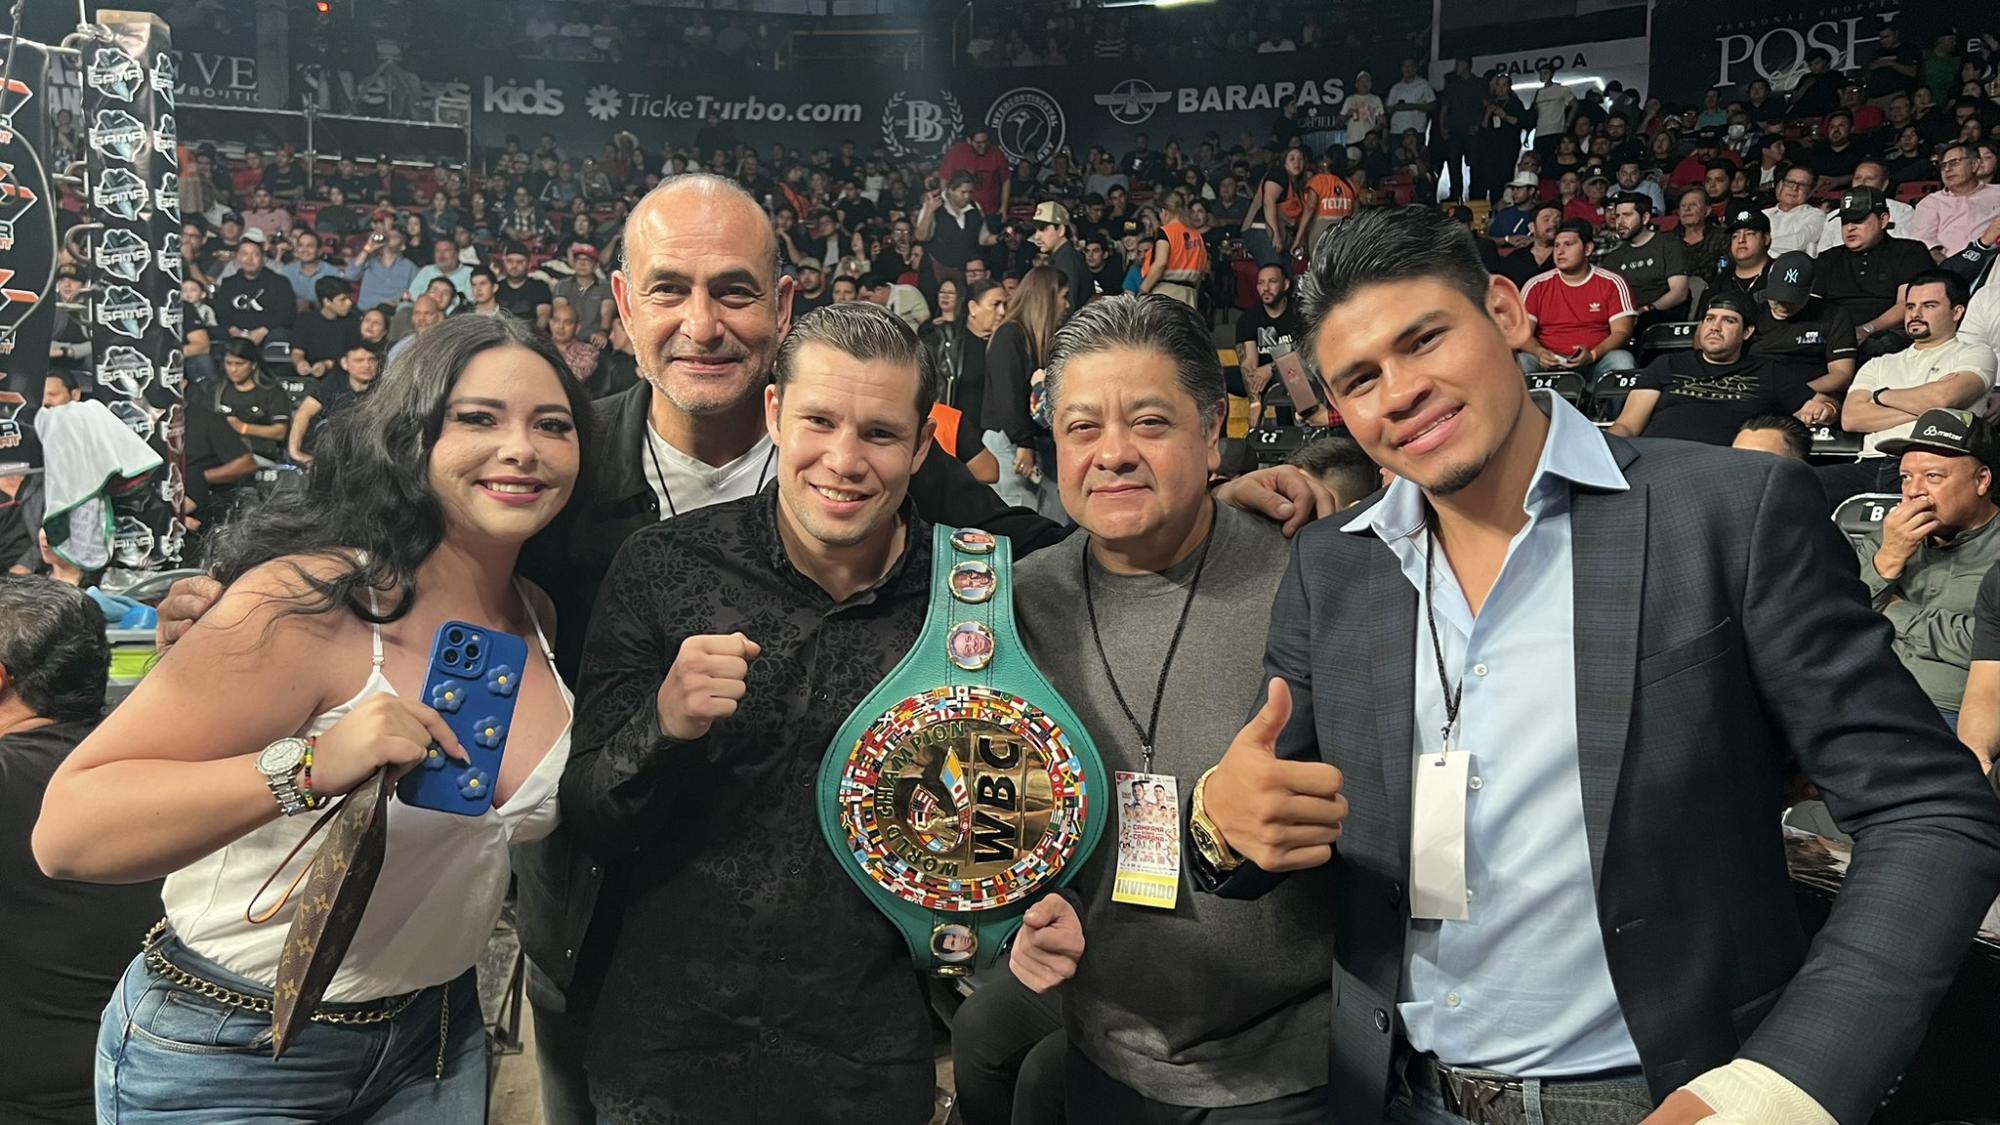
{"left": 657, "top": 633, "right": 763, "bottom": 741}
{"left": 1010, "top": 893, "right": 1085, "bottom": 993}
{"left": 1201, "top": 678, "right": 1348, "bottom": 872}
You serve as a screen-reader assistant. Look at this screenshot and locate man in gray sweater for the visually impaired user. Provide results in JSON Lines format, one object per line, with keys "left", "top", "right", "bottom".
{"left": 1008, "top": 294, "right": 1336, "bottom": 1119}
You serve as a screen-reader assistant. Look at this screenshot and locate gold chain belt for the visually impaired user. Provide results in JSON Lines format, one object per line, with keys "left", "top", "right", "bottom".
{"left": 140, "top": 920, "right": 422, "bottom": 1028}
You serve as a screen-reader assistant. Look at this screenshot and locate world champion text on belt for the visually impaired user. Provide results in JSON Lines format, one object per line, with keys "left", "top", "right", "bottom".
{"left": 817, "top": 525, "right": 1107, "bottom": 975}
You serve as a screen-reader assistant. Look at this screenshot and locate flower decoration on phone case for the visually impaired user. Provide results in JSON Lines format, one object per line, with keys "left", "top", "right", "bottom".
{"left": 485, "top": 665, "right": 518, "bottom": 697}
{"left": 421, "top": 742, "right": 448, "bottom": 770}
{"left": 457, "top": 769, "right": 491, "bottom": 801}
{"left": 429, "top": 680, "right": 465, "bottom": 713}
{"left": 472, "top": 717, "right": 508, "bottom": 749}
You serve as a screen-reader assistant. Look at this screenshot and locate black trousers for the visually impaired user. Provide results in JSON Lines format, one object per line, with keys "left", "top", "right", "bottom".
{"left": 1814, "top": 457, "right": 1901, "bottom": 513}
{"left": 1063, "top": 1043, "right": 1329, "bottom": 1124}
{"left": 952, "top": 963, "right": 1067, "bottom": 1125}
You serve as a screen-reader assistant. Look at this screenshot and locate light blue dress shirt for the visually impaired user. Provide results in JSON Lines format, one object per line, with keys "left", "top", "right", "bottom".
{"left": 1341, "top": 392, "right": 1642, "bottom": 1076}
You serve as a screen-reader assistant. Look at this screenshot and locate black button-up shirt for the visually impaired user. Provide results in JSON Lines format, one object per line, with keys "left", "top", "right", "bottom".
{"left": 561, "top": 487, "right": 936, "bottom": 1125}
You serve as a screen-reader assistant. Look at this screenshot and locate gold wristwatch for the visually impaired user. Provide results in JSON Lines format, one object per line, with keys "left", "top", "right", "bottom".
{"left": 1189, "top": 766, "right": 1244, "bottom": 873}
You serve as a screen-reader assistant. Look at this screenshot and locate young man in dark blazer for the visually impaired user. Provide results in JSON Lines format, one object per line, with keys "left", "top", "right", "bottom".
{"left": 1188, "top": 206, "right": 2000, "bottom": 1125}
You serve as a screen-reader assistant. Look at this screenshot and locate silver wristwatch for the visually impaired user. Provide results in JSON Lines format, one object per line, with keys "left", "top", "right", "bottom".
{"left": 256, "top": 737, "right": 316, "bottom": 816}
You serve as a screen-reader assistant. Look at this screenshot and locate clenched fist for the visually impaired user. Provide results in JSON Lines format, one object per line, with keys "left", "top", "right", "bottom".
{"left": 1010, "top": 893, "right": 1085, "bottom": 993}
{"left": 1200, "top": 678, "right": 1348, "bottom": 872}
{"left": 657, "top": 632, "right": 762, "bottom": 741}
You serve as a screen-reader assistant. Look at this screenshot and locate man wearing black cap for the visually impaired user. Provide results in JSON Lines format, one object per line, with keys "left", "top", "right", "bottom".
{"left": 1710, "top": 206, "right": 1775, "bottom": 301}
{"left": 1825, "top": 270, "right": 1998, "bottom": 502}
{"left": 1815, "top": 185, "right": 1937, "bottom": 354}
{"left": 1749, "top": 251, "right": 1859, "bottom": 426}
{"left": 1859, "top": 408, "right": 2000, "bottom": 726}
{"left": 1609, "top": 291, "right": 1805, "bottom": 444}
{"left": 790, "top": 261, "right": 833, "bottom": 316}
{"left": 1817, "top": 162, "right": 1917, "bottom": 253}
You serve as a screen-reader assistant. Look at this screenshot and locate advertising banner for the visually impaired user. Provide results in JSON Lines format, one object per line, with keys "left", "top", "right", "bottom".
{"left": 1436, "top": 36, "right": 1652, "bottom": 99}
{"left": 0, "top": 37, "right": 56, "bottom": 469}
{"left": 456, "top": 50, "right": 1403, "bottom": 170}
{"left": 85, "top": 12, "right": 185, "bottom": 568}
{"left": 1647, "top": 0, "right": 1956, "bottom": 105}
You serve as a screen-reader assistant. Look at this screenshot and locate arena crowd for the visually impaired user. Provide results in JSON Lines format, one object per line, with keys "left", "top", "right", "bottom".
{"left": 6, "top": 9, "right": 2000, "bottom": 1125}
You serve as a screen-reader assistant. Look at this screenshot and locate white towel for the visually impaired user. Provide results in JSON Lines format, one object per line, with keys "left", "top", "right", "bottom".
{"left": 36, "top": 399, "right": 164, "bottom": 569}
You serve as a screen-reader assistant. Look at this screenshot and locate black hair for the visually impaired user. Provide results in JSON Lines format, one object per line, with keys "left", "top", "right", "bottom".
{"left": 469, "top": 265, "right": 497, "bottom": 286}
{"left": 1533, "top": 200, "right": 1566, "bottom": 218}
{"left": 1737, "top": 414, "right": 1811, "bottom": 459}
{"left": 314, "top": 275, "right": 352, "bottom": 302}
{"left": 1613, "top": 193, "right": 1654, "bottom": 216}
{"left": 774, "top": 302, "right": 938, "bottom": 421}
{"left": 1906, "top": 268, "right": 1970, "bottom": 309}
{"left": 0, "top": 575, "right": 109, "bottom": 722}
{"left": 218, "top": 336, "right": 260, "bottom": 367}
{"left": 1288, "top": 433, "right": 1382, "bottom": 504}
{"left": 1296, "top": 208, "right": 1490, "bottom": 343}
{"left": 1703, "top": 158, "right": 1736, "bottom": 174}
{"left": 1557, "top": 218, "right": 1598, "bottom": 244}
{"left": 207, "top": 315, "right": 595, "bottom": 626}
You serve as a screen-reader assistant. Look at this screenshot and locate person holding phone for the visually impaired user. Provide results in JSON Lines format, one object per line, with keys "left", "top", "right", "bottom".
{"left": 33, "top": 314, "right": 594, "bottom": 1123}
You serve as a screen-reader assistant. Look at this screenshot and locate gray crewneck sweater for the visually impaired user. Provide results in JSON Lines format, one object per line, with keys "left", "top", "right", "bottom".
{"left": 1017, "top": 503, "right": 1337, "bottom": 1105}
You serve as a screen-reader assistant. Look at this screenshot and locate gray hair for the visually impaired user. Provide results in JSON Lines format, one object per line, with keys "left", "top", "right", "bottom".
{"left": 0, "top": 575, "right": 109, "bottom": 722}
{"left": 773, "top": 301, "right": 940, "bottom": 420}
{"left": 1044, "top": 294, "right": 1225, "bottom": 434}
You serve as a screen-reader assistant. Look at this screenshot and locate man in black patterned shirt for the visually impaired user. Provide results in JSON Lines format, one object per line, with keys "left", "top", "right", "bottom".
{"left": 562, "top": 302, "right": 944, "bottom": 1125}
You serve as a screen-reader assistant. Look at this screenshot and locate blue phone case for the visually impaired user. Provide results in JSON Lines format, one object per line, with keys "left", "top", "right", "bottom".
{"left": 397, "top": 620, "right": 528, "bottom": 816}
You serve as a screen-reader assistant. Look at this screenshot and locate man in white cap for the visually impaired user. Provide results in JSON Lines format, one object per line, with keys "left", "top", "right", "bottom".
{"left": 1030, "top": 200, "right": 1092, "bottom": 314}
{"left": 1487, "top": 173, "right": 1542, "bottom": 246}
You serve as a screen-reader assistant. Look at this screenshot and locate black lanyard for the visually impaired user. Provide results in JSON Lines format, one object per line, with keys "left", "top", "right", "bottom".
{"left": 644, "top": 434, "right": 775, "bottom": 520}
{"left": 1422, "top": 520, "right": 1464, "bottom": 759}
{"left": 1082, "top": 524, "right": 1214, "bottom": 773}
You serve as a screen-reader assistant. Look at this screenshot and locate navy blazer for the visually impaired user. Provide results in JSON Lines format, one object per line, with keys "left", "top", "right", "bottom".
{"left": 1204, "top": 435, "right": 2000, "bottom": 1124}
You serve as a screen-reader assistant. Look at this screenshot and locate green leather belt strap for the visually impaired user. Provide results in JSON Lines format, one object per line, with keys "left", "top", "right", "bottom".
{"left": 818, "top": 524, "right": 1107, "bottom": 976}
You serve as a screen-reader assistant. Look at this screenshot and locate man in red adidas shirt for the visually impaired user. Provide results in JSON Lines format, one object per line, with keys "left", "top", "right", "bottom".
{"left": 1515, "top": 219, "right": 1639, "bottom": 379}
{"left": 938, "top": 127, "right": 1013, "bottom": 217}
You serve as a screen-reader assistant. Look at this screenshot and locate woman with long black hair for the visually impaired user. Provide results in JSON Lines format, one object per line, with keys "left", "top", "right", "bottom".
{"left": 35, "top": 314, "right": 594, "bottom": 1123}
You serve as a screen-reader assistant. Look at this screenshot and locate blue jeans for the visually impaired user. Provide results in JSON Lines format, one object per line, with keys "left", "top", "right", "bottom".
{"left": 1515, "top": 350, "right": 1638, "bottom": 381}
{"left": 96, "top": 930, "right": 485, "bottom": 1123}
{"left": 981, "top": 429, "right": 1065, "bottom": 523}
{"left": 1387, "top": 1072, "right": 1653, "bottom": 1125}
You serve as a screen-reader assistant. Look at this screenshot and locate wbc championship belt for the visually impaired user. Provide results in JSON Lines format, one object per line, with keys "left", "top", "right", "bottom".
{"left": 818, "top": 525, "right": 1106, "bottom": 976}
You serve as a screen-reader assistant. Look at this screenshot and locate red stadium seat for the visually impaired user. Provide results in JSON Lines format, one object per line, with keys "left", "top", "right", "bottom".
{"left": 1231, "top": 257, "right": 1260, "bottom": 312}
{"left": 1896, "top": 180, "right": 1940, "bottom": 204}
